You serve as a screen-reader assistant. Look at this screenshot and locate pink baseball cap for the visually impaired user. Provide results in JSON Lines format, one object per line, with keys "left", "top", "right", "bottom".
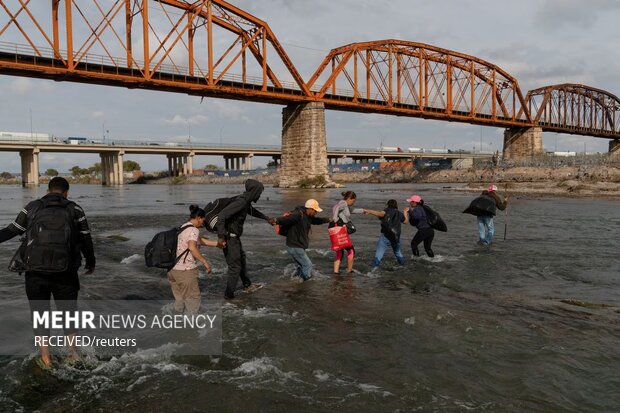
{"left": 488, "top": 184, "right": 498, "bottom": 192}
{"left": 406, "top": 195, "right": 422, "bottom": 203}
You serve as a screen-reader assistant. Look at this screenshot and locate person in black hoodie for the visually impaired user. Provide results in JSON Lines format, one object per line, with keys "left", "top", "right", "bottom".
{"left": 216, "top": 179, "right": 273, "bottom": 299}
{"left": 274, "top": 199, "right": 331, "bottom": 281}
{"left": 0, "top": 177, "right": 95, "bottom": 369}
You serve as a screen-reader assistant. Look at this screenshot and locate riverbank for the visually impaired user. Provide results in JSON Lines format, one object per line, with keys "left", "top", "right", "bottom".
{"left": 139, "top": 164, "right": 620, "bottom": 197}
{"left": 3, "top": 164, "right": 620, "bottom": 197}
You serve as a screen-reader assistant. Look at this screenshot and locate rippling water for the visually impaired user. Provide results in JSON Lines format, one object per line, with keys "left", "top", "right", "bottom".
{"left": 0, "top": 183, "right": 618, "bottom": 412}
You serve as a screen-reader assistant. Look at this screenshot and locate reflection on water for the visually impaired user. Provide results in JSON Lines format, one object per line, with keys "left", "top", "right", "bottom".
{"left": 0, "top": 183, "right": 619, "bottom": 412}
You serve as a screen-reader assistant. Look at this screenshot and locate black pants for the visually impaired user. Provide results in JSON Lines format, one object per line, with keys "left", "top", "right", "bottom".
{"left": 25, "top": 271, "right": 80, "bottom": 336}
{"left": 223, "top": 237, "right": 251, "bottom": 297}
{"left": 411, "top": 228, "right": 435, "bottom": 258}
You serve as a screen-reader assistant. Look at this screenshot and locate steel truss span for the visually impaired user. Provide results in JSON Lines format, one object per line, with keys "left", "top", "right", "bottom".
{"left": 0, "top": 0, "right": 310, "bottom": 103}
{"left": 526, "top": 84, "right": 620, "bottom": 138}
{"left": 308, "top": 40, "right": 532, "bottom": 127}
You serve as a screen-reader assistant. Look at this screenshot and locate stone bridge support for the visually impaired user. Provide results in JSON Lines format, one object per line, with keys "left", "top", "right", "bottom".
{"left": 609, "top": 139, "right": 620, "bottom": 157}
{"left": 280, "top": 102, "right": 329, "bottom": 187}
{"left": 100, "top": 151, "right": 124, "bottom": 186}
{"left": 20, "top": 148, "right": 40, "bottom": 187}
{"left": 503, "top": 127, "right": 543, "bottom": 158}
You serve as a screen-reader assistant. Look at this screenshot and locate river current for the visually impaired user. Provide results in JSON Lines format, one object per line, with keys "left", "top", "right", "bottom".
{"left": 0, "top": 183, "right": 618, "bottom": 412}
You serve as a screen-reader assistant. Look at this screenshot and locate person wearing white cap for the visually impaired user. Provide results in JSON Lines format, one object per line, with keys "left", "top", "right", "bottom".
{"left": 274, "top": 199, "right": 331, "bottom": 281}
{"left": 404, "top": 195, "right": 435, "bottom": 258}
{"left": 468, "top": 184, "right": 508, "bottom": 245}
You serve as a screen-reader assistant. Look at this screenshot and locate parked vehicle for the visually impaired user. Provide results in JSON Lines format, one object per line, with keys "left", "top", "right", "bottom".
{"left": 65, "top": 136, "right": 89, "bottom": 145}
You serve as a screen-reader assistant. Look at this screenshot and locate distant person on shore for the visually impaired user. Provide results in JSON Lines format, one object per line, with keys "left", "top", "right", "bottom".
{"left": 0, "top": 177, "right": 95, "bottom": 369}
{"left": 168, "top": 205, "right": 218, "bottom": 314}
{"left": 217, "top": 179, "right": 273, "bottom": 299}
{"left": 463, "top": 184, "right": 508, "bottom": 245}
{"left": 404, "top": 195, "right": 435, "bottom": 258}
{"left": 275, "top": 199, "right": 331, "bottom": 281}
{"left": 331, "top": 191, "right": 364, "bottom": 274}
{"left": 364, "top": 199, "right": 406, "bottom": 269}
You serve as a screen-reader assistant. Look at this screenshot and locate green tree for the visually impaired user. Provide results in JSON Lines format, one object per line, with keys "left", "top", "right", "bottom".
{"left": 88, "top": 163, "right": 102, "bottom": 175}
{"left": 123, "top": 160, "right": 141, "bottom": 171}
{"left": 0, "top": 171, "right": 14, "bottom": 179}
{"left": 204, "top": 164, "right": 219, "bottom": 170}
{"left": 45, "top": 168, "right": 59, "bottom": 177}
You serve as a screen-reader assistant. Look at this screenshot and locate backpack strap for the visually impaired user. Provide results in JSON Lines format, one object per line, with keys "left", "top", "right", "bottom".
{"left": 176, "top": 224, "right": 195, "bottom": 264}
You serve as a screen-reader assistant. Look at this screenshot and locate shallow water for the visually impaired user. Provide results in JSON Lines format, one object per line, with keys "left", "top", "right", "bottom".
{"left": 0, "top": 183, "right": 618, "bottom": 412}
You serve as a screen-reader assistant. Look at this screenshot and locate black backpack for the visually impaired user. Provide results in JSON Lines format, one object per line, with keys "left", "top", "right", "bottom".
{"left": 21, "top": 198, "right": 76, "bottom": 273}
{"left": 203, "top": 197, "right": 234, "bottom": 232}
{"left": 144, "top": 225, "right": 193, "bottom": 270}
{"left": 381, "top": 209, "right": 402, "bottom": 243}
{"left": 422, "top": 204, "right": 448, "bottom": 232}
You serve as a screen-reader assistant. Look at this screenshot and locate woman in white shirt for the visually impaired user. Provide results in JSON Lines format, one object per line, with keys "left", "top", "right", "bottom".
{"left": 168, "top": 205, "right": 218, "bottom": 314}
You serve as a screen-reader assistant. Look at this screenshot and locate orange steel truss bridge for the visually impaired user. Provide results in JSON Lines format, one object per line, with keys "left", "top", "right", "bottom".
{"left": 0, "top": 0, "right": 619, "bottom": 139}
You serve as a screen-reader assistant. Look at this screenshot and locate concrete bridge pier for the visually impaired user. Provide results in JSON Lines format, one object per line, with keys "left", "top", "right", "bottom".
{"left": 100, "top": 151, "right": 124, "bottom": 186}
{"left": 609, "top": 139, "right": 620, "bottom": 157}
{"left": 280, "top": 102, "right": 328, "bottom": 187}
{"left": 503, "top": 127, "right": 543, "bottom": 158}
{"left": 20, "top": 148, "right": 40, "bottom": 187}
{"left": 167, "top": 154, "right": 192, "bottom": 176}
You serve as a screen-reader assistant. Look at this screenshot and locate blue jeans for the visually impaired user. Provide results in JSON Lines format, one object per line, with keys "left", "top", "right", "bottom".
{"left": 286, "top": 247, "right": 313, "bottom": 280}
{"left": 477, "top": 216, "right": 495, "bottom": 244}
{"left": 373, "top": 234, "right": 405, "bottom": 267}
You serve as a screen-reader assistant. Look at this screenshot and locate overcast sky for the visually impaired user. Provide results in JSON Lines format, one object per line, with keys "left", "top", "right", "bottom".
{"left": 1, "top": 0, "right": 619, "bottom": 172}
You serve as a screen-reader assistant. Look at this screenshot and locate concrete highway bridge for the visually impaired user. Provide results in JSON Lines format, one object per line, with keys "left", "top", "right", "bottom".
{"left": 0, "top": 139, "right": 491, "bottom": 186}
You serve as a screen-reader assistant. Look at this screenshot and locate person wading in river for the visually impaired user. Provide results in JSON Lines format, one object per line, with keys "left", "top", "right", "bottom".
{"left": 216, "top": 179, "right": 273, "bottom": 299}
{"left": 331, "top": 191, "right": 364, "bottom": 274}
{"left": 0, "top": 177, "right": 95, "bottom": 369}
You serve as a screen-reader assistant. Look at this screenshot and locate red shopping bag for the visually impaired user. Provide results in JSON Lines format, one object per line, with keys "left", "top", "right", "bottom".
{"left": 329, "top": 225, "right": 353, "bottom": 251}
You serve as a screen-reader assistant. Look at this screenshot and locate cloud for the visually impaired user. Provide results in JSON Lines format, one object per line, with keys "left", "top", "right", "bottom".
{"left": 91, "top": 111, "right": 105, "bottom": 119}
{"left": 534, "top": 0, "right": 620, "bottom": 29}
{"left": 163, "top": 114, "right": 209, "bottom": 125}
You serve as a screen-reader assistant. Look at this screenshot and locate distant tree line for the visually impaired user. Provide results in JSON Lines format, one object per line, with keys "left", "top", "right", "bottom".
{"left": 68, "top": 160, "right": 141, "bottom": 176}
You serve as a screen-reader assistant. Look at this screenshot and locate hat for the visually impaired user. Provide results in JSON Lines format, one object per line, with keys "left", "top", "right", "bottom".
{"left": 488, "top": 184, "right": 498, "bottom": 192}
{"left": 305, "top": 199, "right": 323, "bottom": 212}
{"left": 406, "top": 195, "right": 422, "bottom": 203}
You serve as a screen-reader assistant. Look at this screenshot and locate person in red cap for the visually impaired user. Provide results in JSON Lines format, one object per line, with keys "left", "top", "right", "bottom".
{"left": 404, "top": 195, "right": 435, "bottom": 258}
{"left": 476, "top": 184, "right": 508, "bottom": 245}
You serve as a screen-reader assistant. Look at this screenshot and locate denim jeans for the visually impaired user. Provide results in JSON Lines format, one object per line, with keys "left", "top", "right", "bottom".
{"left": 373, "top": 233, "right": 405, "bottom": 267}
{"left": 286, "top": 247, "right": 313, "bottom": 280}
{"left": 477, "top": 216, "right": 495, "bottom": 244}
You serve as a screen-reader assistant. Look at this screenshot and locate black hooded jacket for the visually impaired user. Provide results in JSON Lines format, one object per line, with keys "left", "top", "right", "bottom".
{"left": 276, "top": 206, "right": 330, "bottom": 249}
{"left": 216, "top": 179, "right": 268, "bottom": 238}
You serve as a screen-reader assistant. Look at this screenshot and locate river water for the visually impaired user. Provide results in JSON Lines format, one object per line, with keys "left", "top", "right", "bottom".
{"left": 0, "top": 183, "right": 618, "bottom": 412}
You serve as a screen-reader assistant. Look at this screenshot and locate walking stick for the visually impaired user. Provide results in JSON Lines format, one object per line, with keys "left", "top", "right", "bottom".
{"left": 503, "top": 183, "right": 508, "bottom": 241}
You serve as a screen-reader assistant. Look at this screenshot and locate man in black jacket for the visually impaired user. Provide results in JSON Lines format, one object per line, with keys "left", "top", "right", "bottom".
{"left": 0, "top": 177, "right": 96, "bottom": 369}
{"left": 274, "top": 199, "right": 331, "bottom": 281}
{"left": 217, "top": 179, "right": 273, "bottom": 299}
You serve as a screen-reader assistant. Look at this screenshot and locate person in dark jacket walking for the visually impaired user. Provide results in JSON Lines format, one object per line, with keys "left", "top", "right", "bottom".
{"left": 0, "top": 177, "right": 95, "bottom": 369}
{"left": 363, "top": 199, "right": 406, "bottom": 268}
{"left": 475, "top": 184, "right": 508, "bottom": 245}
{"left": 404, "top": 195, "right": 435, "bottom": 258}
{"left": 216, "top": 179, "right": 273, "bottom": 299}
{"left": 275, "top": 199, "right": 331, "bottom": 281}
